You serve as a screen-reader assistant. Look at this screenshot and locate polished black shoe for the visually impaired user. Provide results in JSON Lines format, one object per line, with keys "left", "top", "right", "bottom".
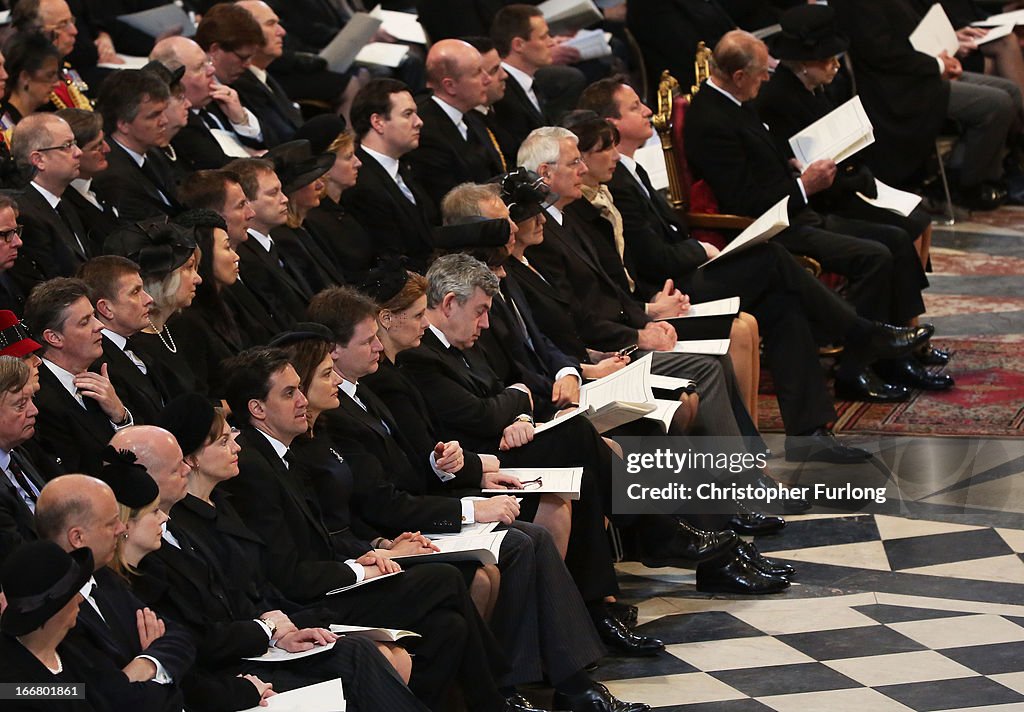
{"left": 752, "top": 474, "right": 811, "bottom": 513}
{"left": 640, "top": 520, "right": 738, "bottom": 567}
{"left": 552, "top": 683, "right": 651, "bottom": 712}
{"left": 696, "top": 555, "right": 791, "bottom": 594}
{"left": 916, "top": 344, "right": 951, "bottom": 366}
{"left": 608, "top": 601, "right": 638, "bottom": 628}
{"left": 591, "top": 610, "right": 664, "bottom": 657}
{"left": 834, "top": 367, "right": 911, "bottom": 403}
{"left": 867, "top": 323, "right": 933, "bottom": 360}
{"left": 958, "top": 181, "right": 1007, "bottom": 211}
{"left": 785, "top": 427, "right": 871, "bottom": 464}
{"left": 875, "top": 357, "right": 955, "bottom": 391}
{"left": 504, "top": 693, "right": 551, "bottom": 711}
{"left": 727, "top": 506, "right": 785, "bottom": 535}
{"left": 736, "top": 540, "right": 796, "bottom": 578}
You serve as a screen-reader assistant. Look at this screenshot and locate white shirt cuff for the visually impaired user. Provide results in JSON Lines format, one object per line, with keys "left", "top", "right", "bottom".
{"left": 429, "top": 451, "right": 456, "bottom": 482}
{"left": 344, "top": 559, "right": 365, "bottom": 582}
{"left": 253, "top": 619, "right": 273, "bottom": 642}
{"left": 111, "top": 408, "right": 134, "bottom": 430}
{"left": 231, "top": 109, "right": 263, "bottom": 141}
{"left": 506, "top": 383, "right": 530, "bottom": 395}
{"left": 936, "top": 55, "right": 946, "bottom": 73}
{"left": 554, "top": 367, "right": 582, "bottom": 385}
{"left": 136, "top": 655, "right": 172, "bottom": 684}
{"left": 460, "top": 498, "right": 476, "bottom": 523}
{"left": 796, "top": 177, "right": 808, "bottom": 204}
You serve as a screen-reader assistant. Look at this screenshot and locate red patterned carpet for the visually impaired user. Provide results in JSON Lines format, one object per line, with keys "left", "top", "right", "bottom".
{"left": 757, "top": 338, "right": 1024, "bottom": 437}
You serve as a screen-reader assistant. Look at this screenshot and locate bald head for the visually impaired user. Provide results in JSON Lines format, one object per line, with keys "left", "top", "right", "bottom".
{"left": 711, "top": 30, "right": 770, "bottom": 102}
{"left": 426, "top": 40, "right": 490, "bottom": 113}
{"left": 110, "top": 426, "right": 190, "bottom": 511}
{"left": 36, "top": 475, "right": 124, "bottom": 570}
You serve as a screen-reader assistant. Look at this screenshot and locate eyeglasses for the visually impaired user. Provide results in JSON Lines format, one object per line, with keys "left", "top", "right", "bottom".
{"left": 48, "top": 15, "right": 76, "bottom": 32}
{"left": 0, "top": 225, "right": 23, "bottom": 242}
{"left": 519, "top": 477, "right": 543, "bottom": 490}
{"left": 228, "top": 49, "right": 255, "bottom": 63}
{"left": 36, "top": 140, "right": 78, "bottom": 153}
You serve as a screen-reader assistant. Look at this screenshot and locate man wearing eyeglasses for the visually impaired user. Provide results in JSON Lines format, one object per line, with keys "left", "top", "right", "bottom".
{"left": 0, "top": 196, "right": 26, "bottom": 316}
{"left": 11, "top": 0, "right": 95, "bottom": 110}
{"left": 9, "top": 113, "right": 87, "bottom": 294}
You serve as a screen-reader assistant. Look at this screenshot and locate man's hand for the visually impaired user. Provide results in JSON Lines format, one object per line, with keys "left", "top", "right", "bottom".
{"left": 479, "top": 453, "right": 500, "bottom": 473}
{"left": 356, "top": 552, "right": 402, "bottom": 578}
{"left": 646, "top": 279, "right": 691, "bottom": 318}
{"left": 94, "top": 32, "right": 122, "bottom": 64}
{"left": 473, "top": 494, "right": 521, "bottom": 524}
{"left": 122, "top": 657, "right": 157, "bottom": 683}
{"left": 433, "top": 441, "right": 465, "bottom": 473}
{"left": 382, "top": 532, "right": 439, "bottom": 556}
{"left": 637, "top": 322, "right": 676, "bottom": 351}
{"left": 258, "top": 610, "right": 297, "bottom": 640}
{"left": 582, "top": 354, "right": 629, "bottom": 379}
{"left": 699, "top": 242, "right": 720, "bottom": 260}
{"left": 956, "top": 26, "right": 986, "bottom": 56}
{"left": 938, "top": 50, "right": 963, "bottom": 80}
{"left": 76, "top": 364, "right": 127, "bottom": 422}
{"left": 481, "top": 470, "right": 523, "bottom": 490}
{"left": 240, "top": 675, "right": 275, "bottom": 705}
{"left": 276, "top": 627, "right": 337, "bottom": 652}
{"left": 136, "top": 607, "right": 165, "bottom": 650}
{"left": 800, "top": 159, "right": 838, "bottom": 196}
{"left": 551, "top": 374, "right": 580, "bottom": 408}
{"left": 209, "top": 84, "right": 248, "bottom": 124}
{"left": 499, "top": 420, "right": 534, "bottom": 451}
{"left": 551, "top": 35, "right": 582, "bottom": 64}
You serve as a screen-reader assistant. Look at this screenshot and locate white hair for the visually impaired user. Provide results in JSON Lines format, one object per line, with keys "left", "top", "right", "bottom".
{"left": 517, "top": 126, "right": 577, "bottom": 172}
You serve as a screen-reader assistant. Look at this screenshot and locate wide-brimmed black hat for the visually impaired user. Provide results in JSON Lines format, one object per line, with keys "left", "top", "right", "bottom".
{"left": 1, "top": 541, "right": 93, "bottom": 636}
{"left": 268, "top": 322, "right": 336, "bottom": 348}
{"left": 496, "top": 168, "right": 557, "bottom": 222}
{"left": 770, "top": 4, "right": 848, "bottom": 61}
{"left": 435, "top": 217, "right": 511, "bottom": 250}
{"left": 141, "top": 59, "right": 186, "bottom": 89}
{"left": 265, "top": 140, "right": 335, "bottom": 194}
{"left": 355, "top": 258, "right": 410, "bottom": 304}
{"left": 103, "top": 219, "right": 198, "bottom": 281}
{"left": 292, "top": 114, "right": 348, "bottom": 155}
{"left": 157, "top": 393, "right": 216, "bottom": 457}
{"left": 99, "top": 447, "right": 159, "bottom": 508}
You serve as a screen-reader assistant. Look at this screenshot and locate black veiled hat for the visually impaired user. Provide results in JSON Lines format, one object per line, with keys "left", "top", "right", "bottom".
{"left": 268, "top": 322, "right": 336, "bottom": 348}
{"left": 157, "top": 393, "right": 217, "bottom": 458}
{"left": 265, "top": 139, "right": 335, "bottom": 194}
{"left": 292, "top": 114, "right": 348, "bottom": 155}
{"left": 435, "top": 216, "right": 511, "bottom": 250}
{"left": 141, "top": 59, "right": 186, "bottom": 89}
{"left": 495, "top": 167, "right": 557, "bottom": 222}
{"left": 355, "top": 258, "right": 410, "bottom": 305}
{"left": 99, "top": 447, "right": 159, "bottom": 509}
{"left": 103, "top": 218, "right": 198, "bottom": 281}
{"left": 1, "top": 541, "right": 93, "bottom": 636}
{"left": 770, "top": 4, "right": 848, "bottom": 61}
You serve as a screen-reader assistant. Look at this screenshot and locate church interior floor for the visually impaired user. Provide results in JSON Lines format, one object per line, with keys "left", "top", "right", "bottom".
{"left": 532, "top": 211, "right": 1024, "bottom": 711}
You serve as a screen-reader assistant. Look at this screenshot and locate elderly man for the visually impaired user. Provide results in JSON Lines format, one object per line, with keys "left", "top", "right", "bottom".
{"left": 9, "top": 114, "right": 87, "bottom": 291}
{"left": 150, "top": 36, "right": 263, "bottom": 170}
{"left": 35, "top": 473, "right": 195, "bottom": 711}
{"left": 11, "top": 0, "right": 94, "bottom": 109}
{"left": 25, "top": 278, "right": 132, "bottom": 474}
{"left": 0, "top": 356, "right": 43, "bottom": 565}
{"left": 409, "top": 39, "right": 506, "bottom": 207}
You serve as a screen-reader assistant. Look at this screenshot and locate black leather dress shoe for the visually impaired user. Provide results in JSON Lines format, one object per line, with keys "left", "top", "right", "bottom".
{"left": 640, "top": 521, "right": 738, "bottom": 567}
{"left": 867, "top": 323, "right": 932, "bottom": 359}
{"left": 835, "top": 368, "right": 910, "bottom": 403}
{"left": 785, "top": 428, "right": 871, "bottom": 464}
{"left": 735, "top": 540, "right": 796, "bottom": 578}
{"left": 752, "top": 474, "right": 811, "bottom": 513}
{"left": 696, "top": 555, "right": 791, "bottom": 594}
{"left": 727, "top": 506, "right": 785, "bottom": 535}
{"left": 505, "top": 693, "right": 551, "bottom": 711}
{"left": 608, "top": 601, "right": 638, "bottom": 628}
{"left": 916, "top": 344, "right": 951, "bottom": 366}
{"left": 552, "top": 683, "right": 651, "bottom": 712}
{"left": 958, "top": 181, "right": 1007, "bottom": 211}
{"left": 591, "top": 611, "right": 664, "bottom": 657}
{"left": 875, "top": 358, "right": 955, "bottom": 391}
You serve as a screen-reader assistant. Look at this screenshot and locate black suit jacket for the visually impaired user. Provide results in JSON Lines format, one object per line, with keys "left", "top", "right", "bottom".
{"left": 94, "top": 335, "right": 165, "bottom": 425}
{"left": 272, "top": 223, "right": 345, "bottom": 292}
{"left": 61, "top": 185, "right": 123, "bottom": 257}
{"left": 220, "top": 427, "right": 359, "bottom": 603}
{"left": 0, "top": 270, "right": 26, "bottom": 316}
{"left": 232, "top": 69, "right": 302, "bottom": 148}
{"left": 408, "top": 96, "right": 505, "bottom": 209}
{"left": 491, "top": 72, "right": 547, "bottom": 157}
{"left": 305, "top": 197, "right": 376, "bottom": 276}
{"left": 0, "top": 447, "right": 44, "bottom": 566}
{"left": 33, "top": 363, "right": 116, "bottom": 475}
{"left": 341, "top": 148, "right": 438, "bottom": 273}
{"left": 93, "top": 142, "right": 179, "bottom": 223}
{"left": 0, "top": 634, "right": 100, "bottom": 712}
{"left": 72, "top": 568, "right": 193, "bottom": 712}
{"left": 504, "top": 257, "right": 590, "bottom": 363}
{"left": 236, "top": 237, "right": 311, "bottom": 326}
{"left": 169, "top": 110, "right": 235, "bottom": 172}
{"left": 396, "top": 328, "right": 532, "bottom": 453}
{"left": 8, "top": 185, "right": 88, "bottom": 293}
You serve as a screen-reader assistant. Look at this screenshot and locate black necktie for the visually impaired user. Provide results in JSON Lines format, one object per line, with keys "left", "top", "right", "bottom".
{"left": 198, "top": 108, "right": 226, "bottom": 132}
{"left": 139, "top": 157, "right": 173, "bottom": 206}
{"left": 6, "top": 453, "right": 37, "bottom": 503}
{"left": 54, "top": 199, "right": 87, "bottom": 258}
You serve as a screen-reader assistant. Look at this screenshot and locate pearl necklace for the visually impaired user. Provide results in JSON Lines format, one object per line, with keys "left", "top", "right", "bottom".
{"left": 148, "top": 317, "right": 177, "bottom": 354}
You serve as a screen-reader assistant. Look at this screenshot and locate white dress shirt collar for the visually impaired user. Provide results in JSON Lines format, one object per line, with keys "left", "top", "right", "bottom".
{"left": 254, "top": 427, "right": 290, "bottom": 466}
{"left": 249, "top": 65, "right": 268, "bottom": 84}
{"left": 428, "top": 323, "right": 453, "bottom": 349}
{"left": 247, "top": 228, "right": 274, "bottom": 252}
{"left": 30, "top": 181, "right": 61, "bottom": 209}
{"left": 502, "top": 62, "right": 534, "bottom": 94}
{"left": 431, "top": 95, "right": 467, "bottom": 139}
{"left": 101, "top": 329, "right": 128, "bottom": 351}
{"left": 41, "top": 358, "right": 85, "bottom": 408}
{"left": 362, "top": 145, "right": 402, "bottom": 181}
{"left": 113, "top": 138, "right": 147, "bottom": 167}
{"left": 705, "top": 78, "right": 743, "bottom": 107}
{"left": 545, "top": 204, "right": 564, "bottom": 225}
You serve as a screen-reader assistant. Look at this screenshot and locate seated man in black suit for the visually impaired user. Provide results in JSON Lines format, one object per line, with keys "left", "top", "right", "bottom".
{"left": 56, "top": 109, "right": 122, "bottom": 255}
{"left": 409, "top": 39, "right": 507, "bottom": 209}
{"left": 343, "top": 79, "right": 438, "bottom": 273}
{"left": 35, "top": 473, "right": 195, "bottom": 711}
{"left": 9, "top": 113, "right": 90, "bottom": 292}
{"left": 93, "top": 70, "right": 181, "bottom": 222}
{"left": 149, "top": 36, "right": 263, "bottom": 170}
{"left": 0, "top": 356, "right": 44, "bottom": 566}
{"left": 25, "top": 278, "right": 133, "bottom": 475}
{"left": 0, "top": 196, "right": 27, "bottom": 316}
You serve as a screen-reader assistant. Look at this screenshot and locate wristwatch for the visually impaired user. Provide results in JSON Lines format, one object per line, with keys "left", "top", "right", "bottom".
{"left": 259, "top": 617, "right": 277, "bottom": 637}
{"left": 514, "top": 414, "right": 535, "bottom": 425}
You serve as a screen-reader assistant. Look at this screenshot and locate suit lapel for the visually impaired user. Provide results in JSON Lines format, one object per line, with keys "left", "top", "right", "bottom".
{"left": 37, "top": 366, "right": 114, "bottom": 445}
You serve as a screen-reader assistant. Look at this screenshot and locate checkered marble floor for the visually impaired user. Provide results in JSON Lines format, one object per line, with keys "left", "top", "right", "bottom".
{"left": 592, "top": 511, "right": 1024, "bottom": 711}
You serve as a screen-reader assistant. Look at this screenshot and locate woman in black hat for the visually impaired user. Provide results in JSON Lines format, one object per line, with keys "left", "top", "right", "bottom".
{"left": 0, "top": 540, "right": 97, "bottom": 711}
{"left": 103, "top": 456, "right": 167, "bottom": 582}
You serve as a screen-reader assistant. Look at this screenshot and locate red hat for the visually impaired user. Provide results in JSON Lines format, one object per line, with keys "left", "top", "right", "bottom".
{"left": 0, "top": 310, "right": 41, "bottom": 358}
